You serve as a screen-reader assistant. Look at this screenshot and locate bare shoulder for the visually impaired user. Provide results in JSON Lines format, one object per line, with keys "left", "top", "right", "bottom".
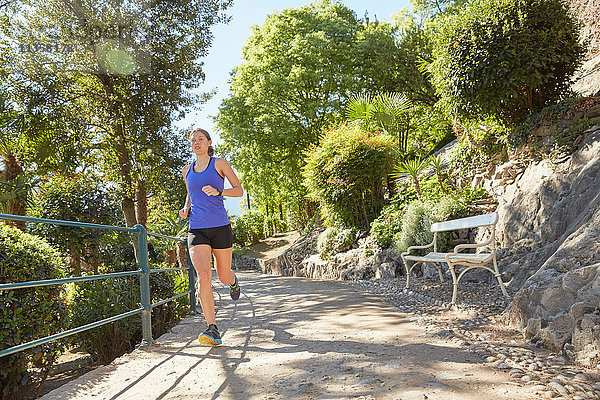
{"left": 214, "top": 157, "right": 232, "bottom": 169}
{"left": 181, "top": 163, "right": 192, "bottom": 175}
{"left": 214, "top": 157, "right": 227, "bottom": 165}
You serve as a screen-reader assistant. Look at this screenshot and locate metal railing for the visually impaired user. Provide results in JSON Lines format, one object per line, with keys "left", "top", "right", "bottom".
{"left": 0, "top": 213, "right": 197, "bottom": 359}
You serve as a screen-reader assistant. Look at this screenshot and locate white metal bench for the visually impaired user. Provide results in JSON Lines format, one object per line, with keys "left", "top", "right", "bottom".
{"left": 400, "top": 212, "right": 508, "bottom": 304}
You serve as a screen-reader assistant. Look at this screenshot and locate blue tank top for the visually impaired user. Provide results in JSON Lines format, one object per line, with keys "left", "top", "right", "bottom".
{"left": 186, "top": 158, "right": 230, "bottom": 229}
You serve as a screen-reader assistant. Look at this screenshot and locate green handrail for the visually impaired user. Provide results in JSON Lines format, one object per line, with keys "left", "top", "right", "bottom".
{"left": 0, "top": 213, "right": 197, "bottom": 359}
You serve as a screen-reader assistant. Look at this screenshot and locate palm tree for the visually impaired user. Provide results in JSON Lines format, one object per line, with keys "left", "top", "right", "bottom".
{"left": 391, "top": 157, "right": 430, "bottom": 200}
{"left": 428, "top": 154, "right": 449, "bottom": 194}
{"left": 346, "top": 92, "right": 412, "bottom": 153}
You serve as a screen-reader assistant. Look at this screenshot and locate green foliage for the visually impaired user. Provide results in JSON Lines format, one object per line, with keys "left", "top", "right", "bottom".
{"left": 303, "top": 123, "right": 397, "bottom": 230}
{"left": 68, "top": 277, "right": 139, "bottom": 364}
{"left": 232, "top": 209, "right": 266, "bottom": 246}
{"left": 391, "top": 157, "right": 430, "bottom": 200}
{"left": 69, "top": 263, "right": 187, "bottom": 364}
{"left": 370, "top": 199, "right": 407, "bottom": 248}
{"left": 264, "top": 214, "right": 287, "bottom": 238}
{"left": 448, "top": 116, "right": 509, "bottom": 178}
{"left": 509, "top": 97, "right": 597, "bottom": 152}
{"left": 404, "top": 103, "right": 454, "bottom": 159}
{"left": 346, "top": 92, "right": 412, "bottom": 151}
{"left": 429, "top": 0, "right": 583, "bottom": 123}
{"left": 0, "top": 224, "right": 69, "bottom": 398}
{"left": 29, "top": 175, "right": 121, "bottom": 275}
{"left": 393, "top": 196, "right": 468, "bottom": 255}
{"left": 216, "top": 1, "right": 410, "bottom": 222}
{"left": 317, "top": 227, "right": 357, "bottom": 259}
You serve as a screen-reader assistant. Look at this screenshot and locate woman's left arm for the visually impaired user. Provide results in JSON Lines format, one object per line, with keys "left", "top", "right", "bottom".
{"left": 216, "top": 158, "right": 244, "bottom": 197}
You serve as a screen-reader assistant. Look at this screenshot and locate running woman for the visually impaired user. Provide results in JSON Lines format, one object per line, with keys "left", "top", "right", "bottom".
{"left": 179, "top": 128, "right": 243, "bottom": 346}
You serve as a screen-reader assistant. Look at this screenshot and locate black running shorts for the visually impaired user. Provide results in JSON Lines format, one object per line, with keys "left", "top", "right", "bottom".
{"left": 188, "top": 224, "right": 234, "bottom": 249}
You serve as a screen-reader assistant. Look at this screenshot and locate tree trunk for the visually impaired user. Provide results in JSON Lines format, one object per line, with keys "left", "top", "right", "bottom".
{"left": 69, "top": 248, "right": 82, "bottom": 277}
{"left": 135, "top": 179, "right": 147, "bottom": 227}
{"left": 176, "top": 243, "right": 189, "bottom": 277}
{"left": 3, "top": 152, "right": 26, "bottom": 230}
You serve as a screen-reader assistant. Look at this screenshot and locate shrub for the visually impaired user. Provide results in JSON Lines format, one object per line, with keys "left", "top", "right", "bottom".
{"left": 232, "top": 209, "right": 266, "bottom": 246}
{"left": 29, "top": 175, "right": 121, "bottom": 276}
{"left": 429, "top": 0, "right": 583, "bottom": 124}
{"left": 317, "top": 227, "right": 357, "bottom": 259}
{"left": 0, "top": 224, "right": 69, "bottom": 399}
{"left": 303, "top": 123, "right": 397, "bottom": 230}
{"left": 370, "top": 200, "right": 406, "bottom": 248}
{"left": 68, "top": 262, "right": 187, "bottom": 364}
{"left": 393, "top": 196, "right": 468, "bottom": 255}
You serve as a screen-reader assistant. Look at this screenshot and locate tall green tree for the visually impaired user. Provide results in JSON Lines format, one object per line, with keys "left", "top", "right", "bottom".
{"left": 428, "top": 0, "right": 583, "bottom": 123}
{"left": 216, "top": 0, "right": 409, "bottom": 225}
{"left": 3, "top": 0, "right": 231, "bottom": 231}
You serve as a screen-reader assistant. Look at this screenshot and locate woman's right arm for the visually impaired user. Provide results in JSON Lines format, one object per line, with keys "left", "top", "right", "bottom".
{"left": 179, "top": 164, "right": 191, "bottom": 219}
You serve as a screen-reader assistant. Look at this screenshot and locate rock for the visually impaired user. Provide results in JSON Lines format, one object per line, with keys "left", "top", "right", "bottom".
{"left": 500, "top": 128, "right": 600, "bottom": 368}
{"left": 548, "top": 381, "right": 568, "bottom": 395}
{"left": 399, "top": 391, "right": 427, "bottom": 400}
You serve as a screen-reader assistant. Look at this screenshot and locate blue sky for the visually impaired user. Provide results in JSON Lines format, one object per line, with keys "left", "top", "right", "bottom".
{"left": 178, "top": 0, "right": 412, "bottom": 214}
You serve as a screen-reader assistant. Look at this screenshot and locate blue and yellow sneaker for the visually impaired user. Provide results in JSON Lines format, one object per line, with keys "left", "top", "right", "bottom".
{"left": 230, "top": 276, "right": 240, "bottom": 301}
{"left": 198, "top": 324, "right": 222, "bottom": 346}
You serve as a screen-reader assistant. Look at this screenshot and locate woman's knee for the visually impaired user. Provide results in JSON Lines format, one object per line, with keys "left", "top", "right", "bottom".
{"left": 195, "top": 267, "right": 212, "bottom": 283}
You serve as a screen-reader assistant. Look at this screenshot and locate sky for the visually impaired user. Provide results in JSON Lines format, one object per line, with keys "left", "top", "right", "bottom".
{"left": 177, "top": 0, "right": 412, "bottom": 215}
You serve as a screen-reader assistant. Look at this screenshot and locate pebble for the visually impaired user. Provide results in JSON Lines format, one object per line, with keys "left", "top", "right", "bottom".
{"left": 348, "top": 277, "right": 600, "bottom": 400}
{"left": 548, "top": 382, "right": 568, "bottom": 395}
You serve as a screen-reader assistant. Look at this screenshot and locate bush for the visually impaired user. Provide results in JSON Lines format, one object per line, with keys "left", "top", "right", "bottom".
{"left": 68, "top": 262, "right": 188, "bottom": 364}
{"left": 370, "top": 199, "right": 406, "bottom": 248}
{"left": 393, "top": 196, "right": 468, "bottom": 256}
{"left": 0, "top": 224, "right": 69, "bottom": 399}
{"left": 232, "top": 209, "right": 266, "bottom": 246}
{"left": 303, "top": 123, "right": 397, "bottom": 230}
{"left": 317, "top": 227, "right": 357, "bottom": 259}
{"left": 29, "top": 175, "right": 121, "bottom": 276}
{"left": 429, "top": 0, "right": 583, "bottom": 123}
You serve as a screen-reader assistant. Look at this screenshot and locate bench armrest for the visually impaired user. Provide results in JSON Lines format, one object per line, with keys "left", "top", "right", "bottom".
{"left": 450, "top": 235, "right": 494, "bottom": 254}
{"left": 402, "top": 240, "right": 435, "bottom": 257}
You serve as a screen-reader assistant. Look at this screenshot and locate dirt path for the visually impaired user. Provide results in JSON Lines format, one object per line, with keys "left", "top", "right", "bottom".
{"left": 243, "top": 231, "right": 301, "bottom": 260}
{"left": 40, "top": 271, "right": 533, "bottom": 400}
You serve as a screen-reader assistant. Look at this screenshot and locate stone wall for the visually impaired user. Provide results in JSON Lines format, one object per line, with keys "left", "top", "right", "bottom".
{"left": 489, "top": 125, "right": 600, "bottom": 368}
{"left": 259, "top": 232, "right": 400, "bottom": 281}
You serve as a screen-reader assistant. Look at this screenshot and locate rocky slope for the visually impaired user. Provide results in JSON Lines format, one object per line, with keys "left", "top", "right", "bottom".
{"left": 489, "top": 122, "right": 600, "bottom": 368}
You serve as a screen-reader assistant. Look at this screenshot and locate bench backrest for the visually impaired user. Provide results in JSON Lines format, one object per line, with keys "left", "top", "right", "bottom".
{"left": 430, "top": 212, "right": 498, "bottom": 233}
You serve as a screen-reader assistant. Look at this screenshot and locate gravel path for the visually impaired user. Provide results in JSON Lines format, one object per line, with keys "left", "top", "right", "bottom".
{"left": 347, "top": 277, "right": 600, "bottom": 400}
{"left": 37, "top": 271, "right": 587, "bottom": 400}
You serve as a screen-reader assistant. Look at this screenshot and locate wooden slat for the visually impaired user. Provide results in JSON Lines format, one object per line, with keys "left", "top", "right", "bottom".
{"left": 404, "top": 252, "right": 492, "bottom": 264}
{"left": 430, "top": 212, "right": 498, "bottom": 232}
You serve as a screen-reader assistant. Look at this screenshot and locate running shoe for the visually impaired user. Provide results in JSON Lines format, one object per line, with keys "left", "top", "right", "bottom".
{"left": 198, "top": 324, "right": 222, "bottom": 346}
{"left": 230, "top": 275, "right": 240, "bottom": 301}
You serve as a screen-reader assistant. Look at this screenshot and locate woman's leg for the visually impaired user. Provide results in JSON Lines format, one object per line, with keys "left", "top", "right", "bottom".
{"left": 212, "top": 247, "right": 235, "bottom": 285}
{"left": 189, "top": 244, "right": 216, "bottom": 325}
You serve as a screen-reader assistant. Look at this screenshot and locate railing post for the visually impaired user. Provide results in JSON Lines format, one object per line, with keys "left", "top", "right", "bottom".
{"left": 135, "top": 224, "right": 153, "bottom": 349}
{"left": 185, "top": 237, "right": 197, "bottom": 314}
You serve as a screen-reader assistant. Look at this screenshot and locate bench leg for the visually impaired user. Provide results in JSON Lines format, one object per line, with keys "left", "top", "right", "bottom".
{"left": 493, "top": 257, "right": 509, "bottom": 297}
{"left": 434, "top": 263, "right": 444, "bottom": 283}
{"left": 401, "top": 255, "right": 411, "bottom": 288}
{"left": 448, "top": 264, "right": 458, "bottom": 304}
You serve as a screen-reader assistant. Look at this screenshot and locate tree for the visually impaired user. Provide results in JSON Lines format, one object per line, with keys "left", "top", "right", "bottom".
{"left": 303, "top": 123, "right": 397, "bottom": 229}
{"left": 216, "top": 0, "right": 411, "bottom": 225}
{"left": 3, "top": 0, "right": 232, "bottom": 234}
{"left": 428, "top": 0, "right": 583, "bottom": 123}
{"left": 391, "top": 157, "right": 430, "bottom": 200}
{"left": 346, "top": 92, "right": 412, "bottom": 153}
{"left": 29, "top": 175, "right": 121, "bottom": 276}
